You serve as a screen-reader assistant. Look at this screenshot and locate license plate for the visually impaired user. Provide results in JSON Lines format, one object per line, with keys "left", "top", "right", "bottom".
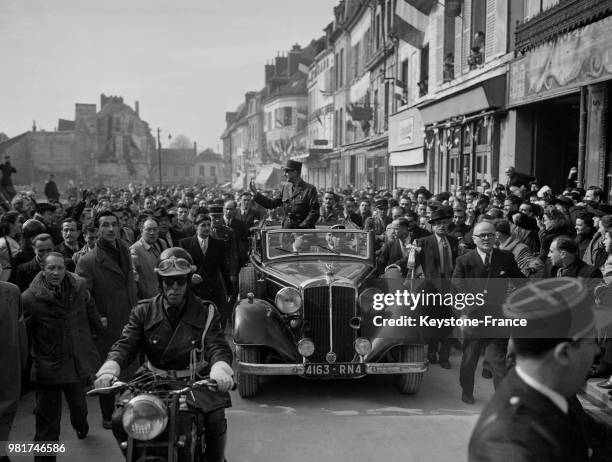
{"left": 303, "top": 363, "right": 365, "bottom": 377}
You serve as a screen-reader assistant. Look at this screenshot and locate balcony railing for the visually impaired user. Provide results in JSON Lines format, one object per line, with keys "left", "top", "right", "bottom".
{"left": 515, "top": 0, "right": 612, "bottom": 55}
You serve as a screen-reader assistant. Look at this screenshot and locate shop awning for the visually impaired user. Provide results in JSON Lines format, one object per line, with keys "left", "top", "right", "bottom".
{"left": 389, "top": 148, "right": 424, "bottom": 167}
{"left": 419, "top": 75, "right": 506, "bottom": 125}
{"left": 232, "top": 174, "right": 246, "bottom": 190}
{"left": 254, "top": 165, "right": 281, "bottom": 189}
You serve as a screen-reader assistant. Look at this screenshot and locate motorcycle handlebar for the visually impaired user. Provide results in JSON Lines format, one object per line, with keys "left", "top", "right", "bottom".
{"left": 87, "top": 376, "right": 237, "bottom": 396}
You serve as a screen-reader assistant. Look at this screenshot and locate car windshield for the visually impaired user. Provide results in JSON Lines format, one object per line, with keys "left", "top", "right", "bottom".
{"left": 266, "top": 229, "right": 371, "bottom": 260}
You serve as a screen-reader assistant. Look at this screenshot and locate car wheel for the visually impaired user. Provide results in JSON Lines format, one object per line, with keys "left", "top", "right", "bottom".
{"left": 237, "top": 345, "right": 260, "bottom": 398}
{"left": 395, "top": 344, "right": 425, "bottom": 395}
{"left": 238, "top": 265, "right": 256, "bottom": 300}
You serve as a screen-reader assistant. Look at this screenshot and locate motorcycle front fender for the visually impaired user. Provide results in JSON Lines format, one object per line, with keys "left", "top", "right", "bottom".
{"left": 233, "top": 298, "right": 301, "bottom": 363}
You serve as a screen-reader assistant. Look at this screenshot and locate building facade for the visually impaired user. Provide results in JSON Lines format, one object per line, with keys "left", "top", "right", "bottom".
{"left": 0, "top": 94, "right": 156, "bottom": 189}
{"left": 508, "top": 0, "right": 611, "bottom": 195}
{"left": 221, "top": 0, "right": 612, "bottom": 198}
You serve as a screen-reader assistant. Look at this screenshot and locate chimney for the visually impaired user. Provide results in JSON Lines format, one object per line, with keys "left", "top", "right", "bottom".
{"left": 134, "top": 101, "right": 139, "bottom": 116}
{"left": 275, "top": 55, "right": 288, "bottom": 76}
{"left": 288, "top": 43, "right": 302, "bottom": 76}
{"left": 193, "top": 141, "right": 197, "bottom": 155}
{"left": 265, "top": 62, "right": 275, "bottom": 84}
{"left": 100, "top": 93, "right": 108, "bottom": 107}
{"left": 226, "top": 112, "right": 237, "bottom": 125}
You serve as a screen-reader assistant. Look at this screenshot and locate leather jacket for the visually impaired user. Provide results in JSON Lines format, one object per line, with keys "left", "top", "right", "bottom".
{"left": 107, "top": 292, "right": 232, "bottom": 412}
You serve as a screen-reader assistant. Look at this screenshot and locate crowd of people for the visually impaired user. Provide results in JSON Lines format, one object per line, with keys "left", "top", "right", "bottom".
{"left": 1, "top": 157, "right": 612, "bottom": 461}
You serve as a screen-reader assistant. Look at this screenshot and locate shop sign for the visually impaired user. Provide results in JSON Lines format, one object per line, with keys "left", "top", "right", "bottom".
{"left": 509, "top": 16, "right": 612, "bottom": 106}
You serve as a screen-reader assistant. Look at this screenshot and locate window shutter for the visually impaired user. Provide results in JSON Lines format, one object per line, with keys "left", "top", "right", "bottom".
{"left": 454, "top": 15, "right": 463, "bottom": 78}
{"left": 462, "top": 0, "right": 472, "bottom": 73}
{"left": 485, "top": 0, "right": 496, "bottom": 59}
{"left": 434, "top": 10, "right": 445, "bottom": 85}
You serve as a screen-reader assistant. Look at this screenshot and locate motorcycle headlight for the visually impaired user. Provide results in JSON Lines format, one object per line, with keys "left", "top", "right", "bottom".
{"left": 275, "top": 287, "right": 303, "bottom": 314}
{"left": 122, "top": 395, "right": 168, "bottom": 441}
{"left": 358, "top": 288, "right": 384, "bottom": 313}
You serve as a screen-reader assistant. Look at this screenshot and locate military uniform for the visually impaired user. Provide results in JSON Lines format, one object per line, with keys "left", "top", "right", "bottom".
{"left": 254, "top": 178, "right": 319, "bottom": 229}
{"left": 469, "top": 369, "right": 612, "bottom": 462}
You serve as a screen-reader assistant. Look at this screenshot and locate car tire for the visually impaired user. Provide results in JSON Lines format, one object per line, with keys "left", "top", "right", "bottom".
{"left": 395, "top": 344, "right": 425, "bottom": 394}
{"left": 237, "top": 345, "right": 260, "bottom": 398}
{"left": 238, "top": 265, "right": 256, "bottom": 300}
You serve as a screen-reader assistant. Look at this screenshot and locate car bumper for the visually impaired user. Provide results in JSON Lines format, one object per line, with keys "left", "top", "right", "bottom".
{"left": 237, "top": 361, "right": 429, "bottom": 375}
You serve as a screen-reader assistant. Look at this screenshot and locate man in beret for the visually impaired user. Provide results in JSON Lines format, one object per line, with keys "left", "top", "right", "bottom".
{"left": 469, "top": 278, "right": 612, "bottom": 461}
{"left": 250, "top": 160, "right": 319, "bottom": 229}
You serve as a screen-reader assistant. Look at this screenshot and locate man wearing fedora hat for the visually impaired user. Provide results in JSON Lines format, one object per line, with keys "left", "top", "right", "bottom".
{"left": 249, "top": 159, "right": 319, "bottom": 229}
{"left": 413, "top": 206, "right": 458, "bottom": 369}
{"left": 469, "top": 278, "right": 612, "bottom": 461}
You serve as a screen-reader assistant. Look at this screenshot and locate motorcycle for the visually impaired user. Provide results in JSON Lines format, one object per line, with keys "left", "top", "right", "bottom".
{"left": 88, "top": 372, "right": 235, "bottom": 462}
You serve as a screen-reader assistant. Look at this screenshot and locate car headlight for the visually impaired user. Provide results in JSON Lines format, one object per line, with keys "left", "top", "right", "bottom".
{"left": 275, "top": 287, "right": 303, "bottom": 314}
{"left": 358, "top": 287, "right": 383, "bottom": 313}
{"left": 122, "top": 395, "right": 168, "bottom": 441}
{"left": 297, "top": 338, "right": 315, "bottom": 357}
{"left": 354, "top": 337, "right": 372, "bottom": 356}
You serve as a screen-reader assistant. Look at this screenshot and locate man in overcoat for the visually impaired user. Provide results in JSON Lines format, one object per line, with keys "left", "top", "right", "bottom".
{"left": 179, "top": 214, "right": 232, "bottom": 326}
{"left": 0, "top": 275, "right": 27, "bottom": 461}
{"left": 76, "top": 210, "right": 137, "bottom": 428}
{"left": 23, "top": 253, "right": 105, "bottom": 458}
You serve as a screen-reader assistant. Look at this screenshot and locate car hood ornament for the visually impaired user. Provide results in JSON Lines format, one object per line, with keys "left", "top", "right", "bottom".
{"left": 324, "top": 262, "right": 336, "bottom": 283}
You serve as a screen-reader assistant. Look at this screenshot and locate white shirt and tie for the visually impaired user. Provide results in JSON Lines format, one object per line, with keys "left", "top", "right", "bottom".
{"left": 198, "top": 235, "right": 209, "bottom": 256}
{"left": 435, "top": 234, "right": 453, "bottom": 276}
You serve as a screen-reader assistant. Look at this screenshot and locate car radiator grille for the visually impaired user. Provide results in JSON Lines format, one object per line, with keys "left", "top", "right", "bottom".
{"left": 303, "top": 286, "right": 356, "bottom": 363}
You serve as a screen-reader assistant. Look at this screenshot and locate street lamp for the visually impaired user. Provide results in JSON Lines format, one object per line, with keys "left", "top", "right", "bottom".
{"left": 157, "top": 128, "right": 172, "bottom": 188}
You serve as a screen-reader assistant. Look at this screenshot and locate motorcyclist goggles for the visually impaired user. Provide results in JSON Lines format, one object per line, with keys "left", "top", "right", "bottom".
{"left": 161, "top": 275, "right": 189, "bottom": 286}
{"left": 155, "top": 257, "right": 195, "bottom": 277}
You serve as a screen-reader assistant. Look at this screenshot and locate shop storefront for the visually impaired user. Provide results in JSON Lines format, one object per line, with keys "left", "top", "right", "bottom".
{"left": 419, "top": 74, "right": 506, "bottom": 192}
{"left": 509, "top": 15, "right": 612, "bottom": 193}
{"left": 388, "top": 106, "right": 427, "bottom": 188}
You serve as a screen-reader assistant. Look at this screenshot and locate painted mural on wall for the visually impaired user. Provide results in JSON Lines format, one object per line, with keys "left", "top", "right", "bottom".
{"left": 509, "top": 16, "right": 612, "bottom": 106}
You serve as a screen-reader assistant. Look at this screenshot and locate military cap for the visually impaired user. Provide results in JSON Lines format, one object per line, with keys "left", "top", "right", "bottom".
{"left": 283, "top": 159, "right": 302, "bottom": 171}
{"left": 503, "top": 278, "right": 612, "bottom": 340}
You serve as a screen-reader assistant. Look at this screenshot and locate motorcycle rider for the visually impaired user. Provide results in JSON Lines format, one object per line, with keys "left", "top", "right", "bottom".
{"left": 93, "top": 247, "right": 234, "bottom": 462}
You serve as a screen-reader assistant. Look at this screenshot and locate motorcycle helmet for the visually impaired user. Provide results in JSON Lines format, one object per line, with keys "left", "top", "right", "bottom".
{"left": 155, "top": 247, "right": 196, "bottom": 277}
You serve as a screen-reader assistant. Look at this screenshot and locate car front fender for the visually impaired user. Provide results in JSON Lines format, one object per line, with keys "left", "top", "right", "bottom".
{"left": 233, "top": 298, "right": 301, "bottom": 363}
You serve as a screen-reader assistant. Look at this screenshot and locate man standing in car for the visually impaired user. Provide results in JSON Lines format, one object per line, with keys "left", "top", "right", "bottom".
{"left": 250, "top": 160, "right": 319, "bottom": 229}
